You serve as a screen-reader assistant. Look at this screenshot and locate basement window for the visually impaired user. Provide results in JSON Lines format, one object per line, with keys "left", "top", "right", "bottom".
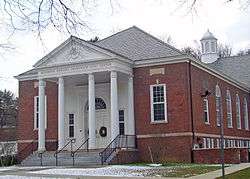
{"left": 150, "top": 84, "right": 167, "bottom": 123}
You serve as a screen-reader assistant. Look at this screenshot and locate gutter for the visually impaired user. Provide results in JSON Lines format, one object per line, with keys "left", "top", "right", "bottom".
{"left": 188, "top": 60, "right": 195, "bottom": 163}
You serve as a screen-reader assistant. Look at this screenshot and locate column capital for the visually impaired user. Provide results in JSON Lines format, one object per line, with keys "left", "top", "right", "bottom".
{"left": 58, "top": 77, "right": 64, "bottom": 84}
{"left": 39, "top": 79, "right": 46, "bottom": 87}
{"left": 88, "top": 73, "right": 94, "bottom": 80}
{"left": 111, "top": 71, "right": 117, "bottom": 78}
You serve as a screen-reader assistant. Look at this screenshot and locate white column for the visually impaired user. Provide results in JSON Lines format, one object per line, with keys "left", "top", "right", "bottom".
{"left": 127, "top": 75, "right": 135, "bottom": 135}
{"left": 58, "top": 77, "right": 65, "bottom": 150}
{"left": 110, "top": 71, "right": 119, "bottom": 140}
{"left": 88, "top": 73, "right": 96, "bottom": 149}
{"left": 38, "top": 79, "right": 46, "bottom": 152}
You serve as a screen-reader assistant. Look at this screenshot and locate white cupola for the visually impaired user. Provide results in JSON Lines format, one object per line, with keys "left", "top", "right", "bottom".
{"left": 200, "top": 30, "right": 218, "bottom": 63}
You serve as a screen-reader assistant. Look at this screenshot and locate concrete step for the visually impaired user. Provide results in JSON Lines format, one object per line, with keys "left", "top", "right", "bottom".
{"left": 21, "top": 150, "right": 102, "bottom": 166}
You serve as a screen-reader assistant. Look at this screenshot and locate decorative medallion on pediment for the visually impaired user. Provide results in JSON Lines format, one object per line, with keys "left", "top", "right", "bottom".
{"left": 69, "top": 45, "right": 80, "bottom": 60}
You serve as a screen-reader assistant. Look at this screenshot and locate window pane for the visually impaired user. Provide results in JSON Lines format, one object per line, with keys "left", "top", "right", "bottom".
{"left": 69, "top": 126, "right": 74, "bottom": 138}
{"left": 119, "top": 123, "right": 125, "bottom": 135}
{"left": 153, "top": 103, "right": 165, "bottom": 121}
{"left": 119, "top": 110, "right": 124, "bottom": 121}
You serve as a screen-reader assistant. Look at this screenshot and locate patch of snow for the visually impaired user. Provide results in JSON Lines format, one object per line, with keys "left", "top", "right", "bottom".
{"left": 30, "top": 165, "right": 154, "bottom": 177}
{"left": 147, "top": 164, "right": 162, "bottom": 167}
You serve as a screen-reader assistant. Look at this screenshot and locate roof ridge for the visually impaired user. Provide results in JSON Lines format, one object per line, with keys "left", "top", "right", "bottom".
{"left": 97, "top": 26, "right": 136, "bottom": 43}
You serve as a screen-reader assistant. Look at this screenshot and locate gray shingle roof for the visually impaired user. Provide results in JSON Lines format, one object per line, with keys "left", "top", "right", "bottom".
{"left": 208, "top": 54, "right": 250, "bottom": 87}
{"left": 95, "top": 26, "right": 182, "bottom": 61}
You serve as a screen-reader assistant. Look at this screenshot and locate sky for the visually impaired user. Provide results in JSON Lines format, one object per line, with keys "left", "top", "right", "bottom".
{"left": 0, "top": 0, "right": 250, "bottom": 96}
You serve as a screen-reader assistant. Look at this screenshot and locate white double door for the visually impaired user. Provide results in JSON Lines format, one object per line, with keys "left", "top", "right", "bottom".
{"left": 85, "top": 109, "right": 110, "bottom": 149}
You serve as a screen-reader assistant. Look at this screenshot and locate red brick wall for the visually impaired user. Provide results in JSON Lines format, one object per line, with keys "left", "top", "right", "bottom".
{"left": 0, "top": 128, "right": 16, "bottom": 141}
{"left": 133, "top": 62, "right": 250, "bottom": 164}
{"left": 190, "top": 65, "right": 250, "bottom": 138}
{"left": 110, "top": 149, "right": 139, "bottom": 164}
{"left": 17, "top": 80, "right": 58, "bottom": 161}
{"left": 134, "top": 63, "right": 191, "bottom": 135}
{"left": 193, "top": 148, "right": 249, "bottom": 164}
{"left": 137, "top": 136, "right": 193, "bottom": 163}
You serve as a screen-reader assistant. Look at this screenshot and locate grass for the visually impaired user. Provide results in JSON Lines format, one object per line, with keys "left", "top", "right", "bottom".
{"left": 124, "top": 162, "right": 222, "bottom": 178}
{"left": 217, "top": 167, "right": 250, "bottom": 179}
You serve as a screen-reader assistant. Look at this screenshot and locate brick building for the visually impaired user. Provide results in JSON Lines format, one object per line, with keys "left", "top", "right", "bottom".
{"left": 15, "top": 26, "right": 250, "bottom": 164}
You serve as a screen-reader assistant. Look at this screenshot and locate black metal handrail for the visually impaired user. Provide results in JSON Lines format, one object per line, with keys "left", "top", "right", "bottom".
{"left": 71, "top": 138, "right": 89, "bottom": 166}
{"left": 54, "top": 139, "right": 75, "bottom": 166}
{"left": 38, "top": 140, "right": 58, "bottom": 166}
{"left": 99, "top": 135, "right": 136, "bottom": 165}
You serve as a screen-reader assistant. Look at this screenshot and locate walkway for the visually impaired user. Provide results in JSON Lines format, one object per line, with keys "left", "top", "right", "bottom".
{"left": 0, "top": 163, "right": 249, "bottom": 179}
{"left": 190, "top": 163, "right": 250, "bottom": 179}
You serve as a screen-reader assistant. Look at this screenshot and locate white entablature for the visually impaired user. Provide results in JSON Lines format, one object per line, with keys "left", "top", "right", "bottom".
{"left": 33, "top": 36, "right": 133, "bottom": 79}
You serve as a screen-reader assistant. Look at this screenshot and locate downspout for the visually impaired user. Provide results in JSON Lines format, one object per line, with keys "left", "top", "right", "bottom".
{"left": 188, "top": 60, "right": 195, "bottom": 163}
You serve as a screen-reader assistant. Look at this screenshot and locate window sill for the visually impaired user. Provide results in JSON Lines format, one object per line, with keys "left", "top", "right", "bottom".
{"left": 150, "top": 120, "right": 168, "bottom": 124}
{"left": 227, "top": 126, "right": 233, "bottom": 128}
{"left": 205, "top": 122, "right": 210, "bottom": 125}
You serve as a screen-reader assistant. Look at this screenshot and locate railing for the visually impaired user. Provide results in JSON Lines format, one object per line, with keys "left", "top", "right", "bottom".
{"left": 99, "top": 135, "right": 136, "bottom": 165}
{"left": 38, "top": 140, "right": 58, "bottom": 166}
{"left": 54, "top": 139, "right": 75, "bottom": 166}
{"left": 71, "top": 138, "right": 89, "bottom": 166}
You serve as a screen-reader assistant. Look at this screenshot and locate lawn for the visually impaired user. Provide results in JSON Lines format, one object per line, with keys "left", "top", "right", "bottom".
{"left": 125, "top": 163, "right": 222, "bottom": 178}
{"left": 217, "top": 167, "right": 250, "bottom": 179}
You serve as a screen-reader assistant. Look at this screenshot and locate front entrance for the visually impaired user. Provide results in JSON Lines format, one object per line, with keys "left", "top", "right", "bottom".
{"left": 85, "top": 98, "right": 110, "bottom": 149}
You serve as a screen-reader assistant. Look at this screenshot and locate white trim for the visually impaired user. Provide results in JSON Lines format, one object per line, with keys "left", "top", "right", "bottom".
{"left": 150, "top": 84, "right": 168, "bottom": 123}
{"left": 137, "top": 132, "right": 250, "bottom": 141}
{"left": 34, "top": 96, "right": 47, "bottom": 130}
{"left": 17, "top": 139, "right": 57, "bottom": 143}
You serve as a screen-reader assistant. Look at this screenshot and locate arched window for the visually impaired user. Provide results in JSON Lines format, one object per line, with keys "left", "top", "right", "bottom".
{"left": 216, "top": 85, "right": 222, "bottom": 126}
{"left": 205, "top": 42, "right": 209, "bottom": 53}
{"left": 236, "top": 94, "right": 241, "bottom": 129}
{"left": 85, "top": 98, "right": 106, "bottom": 111}
{"left": 243, "top": 98, "right": 249, "bottom": 130}
{"left": 211, "top": 42, "right": 216, "bottom": 52}
{"left": 202, "top": 43, "right": 205, "bottom": 53}
{"left": 226, "top": 90, "right": 232, "bottom": 128}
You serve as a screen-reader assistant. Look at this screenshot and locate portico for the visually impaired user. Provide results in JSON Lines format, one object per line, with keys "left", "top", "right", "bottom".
{"left": 35, "top": 37, "right": 135, "bottom": 152}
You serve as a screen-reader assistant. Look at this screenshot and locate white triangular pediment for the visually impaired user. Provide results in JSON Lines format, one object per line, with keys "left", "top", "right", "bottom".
{"left": 35, "top": 37, "right": 114, "bottom": 68}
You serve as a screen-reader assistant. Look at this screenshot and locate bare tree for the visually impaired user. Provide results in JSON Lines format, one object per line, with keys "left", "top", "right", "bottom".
{"left": 237, "top": 48, "right": 250, "bottom": 56}
{"left": 174, "top": 0, "right": 250, "bottom": 13}
{"left": 181, "top": 46, "right": 201, "bottom": 60}
{"left": 218, "top": 43, "right": 232, "bottom": 58}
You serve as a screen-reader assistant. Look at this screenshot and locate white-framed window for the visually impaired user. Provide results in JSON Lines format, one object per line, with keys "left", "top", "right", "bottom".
{"left": 226, "top": 90, "right": 233, "bottom": 128}
{"left": 119, "top": 110, "right": 125, "bottom": 135}
{"left": 217, "top": 138, "right": 220, "bottom": 148}
{"left": 236, "top": 94, "right": 241, "bottom": 129}
{"left": 150, "top": 84, "right": 167, "bottom": 123}
{"left": 216, "top": 85, "right": 222, "bottom": 127}
{"left": 243, "top": 98, "right": 249, "bottom": 130}
{"left": 207, "top": 138, "right": 211, "bottom": 148}
{"left": 68, "top": 114, "right": 75, "bottom": 138}
{"left": 211, "top": 138, "right": 214, "bottom": 148}
{"left": 34, "top": 96, "right": 47, "bottom": 130}
{"left": 203, "top": 138, "right": 207, "bottom": 149}
{"left": 203, "top": 98, "right": 210, "bottom": 124}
